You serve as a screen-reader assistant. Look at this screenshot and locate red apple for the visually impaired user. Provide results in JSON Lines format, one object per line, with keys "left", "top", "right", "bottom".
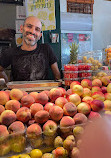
{"left": 81, "top": 79, "right": 92, "bottom": 89}
{"left": 90, "top": 100, "right": 104, "bottom": 112}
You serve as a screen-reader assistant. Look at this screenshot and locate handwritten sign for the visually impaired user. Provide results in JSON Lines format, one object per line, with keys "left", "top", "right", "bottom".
{"left": 25, "top": 0, "right": 56, "bottom": 31}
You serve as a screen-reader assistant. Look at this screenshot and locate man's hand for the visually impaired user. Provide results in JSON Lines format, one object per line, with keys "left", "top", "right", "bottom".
{"left": 51, "top": 62, "right": 61, "bottom": 80}
{"left": 0, "top": 66, "right": 8, "bottom": 83}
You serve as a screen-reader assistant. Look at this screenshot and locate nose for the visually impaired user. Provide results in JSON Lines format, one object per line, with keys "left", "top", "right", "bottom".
{"left": 30, "top": 26, "right": 36, "bottom": 34}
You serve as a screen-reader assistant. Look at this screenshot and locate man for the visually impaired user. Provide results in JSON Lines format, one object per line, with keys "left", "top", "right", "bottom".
{"left": 0, "top": 16, "right": 61, "bottom": 82}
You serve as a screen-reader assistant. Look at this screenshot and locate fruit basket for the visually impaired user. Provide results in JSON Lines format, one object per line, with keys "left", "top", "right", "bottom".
{"left": 0, "top": 128, "right": 27, "bottom": 157}
{"left": 63, "top": 63, "right": 92, "bottom": 86}
{"left": 78, "top": 50, "right": 103, "bottom": 71}
{"left": 1, "top": 77, "right": 111, "bottom": 157}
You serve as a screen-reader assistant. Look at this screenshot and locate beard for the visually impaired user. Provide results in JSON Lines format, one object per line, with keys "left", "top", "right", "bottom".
{"left": 23, "top": 31, "right": 40, "bottom": 46}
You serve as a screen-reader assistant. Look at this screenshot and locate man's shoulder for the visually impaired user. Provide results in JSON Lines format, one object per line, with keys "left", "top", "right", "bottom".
{"left": 2, "top": 46, "right": 19, "bottom": 55}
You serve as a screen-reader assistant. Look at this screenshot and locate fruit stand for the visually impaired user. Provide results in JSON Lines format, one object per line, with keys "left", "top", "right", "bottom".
{"left": 0, "top": 69, "right": 111, "bottom": 158}
{"left": 0, "top": 44, "right": 111, "bottom": 158}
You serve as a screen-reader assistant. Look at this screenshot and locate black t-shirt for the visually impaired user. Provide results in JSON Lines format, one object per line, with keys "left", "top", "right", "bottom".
{"left": 0, "top": 43, "right": 57, "bottom": 81}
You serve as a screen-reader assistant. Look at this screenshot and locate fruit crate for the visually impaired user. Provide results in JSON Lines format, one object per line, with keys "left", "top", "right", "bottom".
{"left": 67, "top": 0, "right": 94, "bottom": 14}
{"left": 63, "top": 64, "right": 92, "bottom": 86}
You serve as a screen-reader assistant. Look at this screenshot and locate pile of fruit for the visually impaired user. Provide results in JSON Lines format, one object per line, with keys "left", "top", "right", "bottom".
{"left": 0, "top": 77, "right": 111, "bottom": 157}
{"left": 92, "top": 70, "right": 111, "bottom": 80}
{"left": 82, "top": 55, "right": 102, "bottom": 71}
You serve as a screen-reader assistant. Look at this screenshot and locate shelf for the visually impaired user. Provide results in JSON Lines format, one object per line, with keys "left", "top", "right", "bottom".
{"left": 0, "top": 0, "right": 23, "bottom": 5}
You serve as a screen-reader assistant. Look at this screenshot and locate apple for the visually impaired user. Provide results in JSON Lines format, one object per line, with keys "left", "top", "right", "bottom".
{"left": 82, "top": 96, "right": 93, "bottom": 105}
{"left": 55, "top": 97, "right": 68, "bottom": 108}
{"left": 90, "top": 100, "right": 104, "bottom": 112}
{"left": 67, "top": 94, "right": 81, "bottom": 106}
{"left": 43, "top": 120, "right": 58, "bottom": 136}
{"left": 77, "top": 102, "right": 91, "bottom": 115}
{"left": 70, "top": 81, "right": 81, "bottom": 89}
{"left": 71, "top": 85, "right": 84, "bottom": 96}
{"left": 81, "top": 79, "right": 92, "bottom": 89}
{"left": 81, "top": 88, "right": 92, "bottom": 98}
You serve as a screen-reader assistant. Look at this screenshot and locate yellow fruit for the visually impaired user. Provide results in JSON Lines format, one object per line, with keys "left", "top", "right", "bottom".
{"left": 30, "top": 149, "right": 42, "bottom": 158}
{"left": 9, "top": 155, "right": 20, "bottom": 158}
{"left": 94, "top": 65, "right": 98, "bottom": 70}
{"left": 73, "top": 126, "right": 84, "bottom": 138}
{"left": 19, "top": 154, "right": 31, "bottom": 158}
{"left": 89, "top": 57, "right": 94, "bottom": 62}
{"left": 91, "top": 65, "right": 94, "bottom": 70}
{"left": 86, "top": 60, "right": 91, "bottom": 63}
{"left": 82, "top": 56, "right": 87, "bottom": 63}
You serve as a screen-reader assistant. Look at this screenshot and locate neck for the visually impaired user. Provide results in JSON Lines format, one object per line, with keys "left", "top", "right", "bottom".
{"left": 21, "top": 42, "right": 37, "bottom": 51}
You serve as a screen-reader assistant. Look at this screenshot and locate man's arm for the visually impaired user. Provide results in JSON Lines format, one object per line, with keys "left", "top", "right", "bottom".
{"left": 51, "top": 62, "right": 61, "bottom": 80}
{"left": 0, "top": 66, "right": 8, "bottom": 83}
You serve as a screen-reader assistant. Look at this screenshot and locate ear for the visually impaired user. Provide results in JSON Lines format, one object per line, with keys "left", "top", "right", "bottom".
{"left": 20, "top": 25, "right": 23, "bottom": 33}
{"left": 39, "top": 33, "right": 42, "bottom": 40}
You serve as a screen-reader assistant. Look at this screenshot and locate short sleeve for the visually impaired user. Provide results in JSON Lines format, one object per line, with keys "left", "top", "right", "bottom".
{"left": 0, "top": 48, "right": 12, "bottom": 68}
{"left": 46, "top": 44, "right": 57, "bottom": 66}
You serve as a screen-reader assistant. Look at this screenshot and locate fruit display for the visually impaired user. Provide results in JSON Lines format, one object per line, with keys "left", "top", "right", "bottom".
{"left": 79, "top": 50, "right": 103, "bottom": 70}
{"left": 92, "top": 70, "right": 111, "bottom": 81}
{"left": 1, "top": 79, "right": 111, "bottom": 157}
{"left": 63, "top": 63, "right": 92, "bottom": 86}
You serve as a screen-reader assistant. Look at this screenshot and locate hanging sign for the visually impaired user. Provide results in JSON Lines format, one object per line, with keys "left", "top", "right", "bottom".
{"left": 25, "top": 0, "right": 56, "bottom": 31}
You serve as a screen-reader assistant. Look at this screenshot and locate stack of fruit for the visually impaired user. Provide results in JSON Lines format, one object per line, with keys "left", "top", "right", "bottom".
{"left": 82, "top": 55, "right": 102, "bottom": 71}
{"left": 0, "top": 77, "right": 111, "bottom": 157}
{"left": 92, "top": 70, "right": 111, "bottom": 80}
{"left": 63, "top": 63, "right": 92, "bottom": 86}
{"left": 105, "top": 46, "right": 111, "bottom": 65}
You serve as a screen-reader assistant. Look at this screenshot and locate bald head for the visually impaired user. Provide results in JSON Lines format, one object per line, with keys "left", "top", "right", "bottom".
{"left": 24, "top": 16, "right": 42, "bottom": 31}
{"left": 20, "top": 16, "right": 42, "bottom": 49}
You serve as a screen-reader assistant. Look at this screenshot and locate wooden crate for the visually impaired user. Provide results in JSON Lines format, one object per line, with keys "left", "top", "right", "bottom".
{"left": 67, "top": 0, "right": 94, "bottom": 14}
{"left": 67, "top": 0, "right": 94, "bottom": 4}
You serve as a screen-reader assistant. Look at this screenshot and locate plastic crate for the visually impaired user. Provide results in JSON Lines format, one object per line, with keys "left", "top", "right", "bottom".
{"left": 67, "top": 0, "right": 94, "bottom": 14}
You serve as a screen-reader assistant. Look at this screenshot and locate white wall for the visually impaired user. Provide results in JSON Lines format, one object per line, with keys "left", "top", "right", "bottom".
{"left": 60, "top": 0, "right": 111, "bottom": 50}
{"left": 93, "top": 0, "right": 111, "bottom": 50}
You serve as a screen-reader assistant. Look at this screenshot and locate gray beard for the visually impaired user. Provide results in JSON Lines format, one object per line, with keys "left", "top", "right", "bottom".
{"left": 24, "top": 38, "right": 39, "bottom": 46}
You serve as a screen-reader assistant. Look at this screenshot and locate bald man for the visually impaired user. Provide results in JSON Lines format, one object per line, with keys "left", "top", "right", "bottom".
{"left": 0, "top": 16, "right": 60, "bottom": 82}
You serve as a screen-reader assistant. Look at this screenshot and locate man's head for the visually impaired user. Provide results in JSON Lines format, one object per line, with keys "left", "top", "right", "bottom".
{"left": 20, "top": 16, "right": 42, "bottom": 47}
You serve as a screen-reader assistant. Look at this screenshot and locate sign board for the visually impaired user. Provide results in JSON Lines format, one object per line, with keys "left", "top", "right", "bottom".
{"left": 16, "top": 6, "right": 26, "bottom": 19}
{"left": 25, "top": 0, "right": 56, "bottom": 31}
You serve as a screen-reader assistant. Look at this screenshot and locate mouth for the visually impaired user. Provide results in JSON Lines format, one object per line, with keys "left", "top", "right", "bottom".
{"left": 26, "top": 32, "right": 37, "bottom": 40}
{"left": 27, "top": 34, "right": 35, "bottom": 40}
